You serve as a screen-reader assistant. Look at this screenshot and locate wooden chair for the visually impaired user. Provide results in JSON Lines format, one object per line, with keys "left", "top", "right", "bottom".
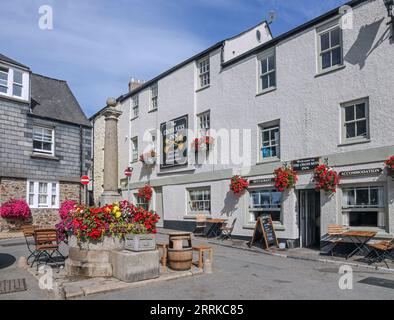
{"left": 193, "top": 214, "right": 207, "bottom": 236}
{"left": 322, "top": 224, "right": 345, "bottom": 256}
{"left": 21, "top": 224, "right": 37, "bottom": 265}
{"left": 366, "top": 238, "right": 394, "bottom": 268}
{"left": 219, "top": 218, "right": 237, "bottom": 240}
{"left": 156, "top": 243, "right": 168, "bottom": 272}
{"left": 192, "top": 245, "right": 213, "bottom": 270}
{"left": 31, "top": 228, "right": 65, "bottom": 271}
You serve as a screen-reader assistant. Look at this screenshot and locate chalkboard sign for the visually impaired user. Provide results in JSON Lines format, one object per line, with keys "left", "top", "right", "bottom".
{"left": 248, "top": 214, "right": 279, "bottom": 250}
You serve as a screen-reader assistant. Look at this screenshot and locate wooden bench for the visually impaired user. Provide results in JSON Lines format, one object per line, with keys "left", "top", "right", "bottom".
{"left": 192, "top": 245, "right": 213, "bottom": 270}
{"left": 156, "top": 243, "right": 168, "bottom": 272}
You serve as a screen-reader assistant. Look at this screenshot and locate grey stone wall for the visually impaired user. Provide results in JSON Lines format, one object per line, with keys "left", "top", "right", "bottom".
{"left": 0, "top": 98, "right": 92, "bottom": 181}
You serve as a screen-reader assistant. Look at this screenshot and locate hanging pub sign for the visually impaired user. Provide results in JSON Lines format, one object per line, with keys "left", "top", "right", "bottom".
{"left": 339, "top": 168, "right": 383, "bottom": 177}
{"left": 248, "top": 214, "right": 279, "bottom": 250}
{"left": 291, "top": 157, "right": 320, "bottom": 172}
{"left": 160, "top": 115, "right": 188, "bottom": 169}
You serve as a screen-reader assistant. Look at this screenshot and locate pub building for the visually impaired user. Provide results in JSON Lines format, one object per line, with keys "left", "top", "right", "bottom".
{"left": 90, "top": 0, "right": 394, "bottom": 248}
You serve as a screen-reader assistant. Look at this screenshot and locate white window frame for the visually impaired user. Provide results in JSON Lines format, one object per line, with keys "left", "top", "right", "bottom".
{"left": 0, "top": 65, "right": 28, "bottom": 100}
{"left": 12, "top": 70, "right": 23, "bottom": 98}
{"left": 26, "top": 181, "right": 59, "bottom": 209}
{"left": 317, "top": 22, "right": 343, "bottom": 74}
{"left": 134, "top": 193, "right": 149, "bottom": 210}
{"left": 33, "top": 126, "right": 55, "bottom": 155}
{"left": 341, "top": 98, "right": 369, "bottom": 144}
{"left": 248, "top": 188, "right": 283, "bottom": 224}
{"left": 131, "top": 137, "right": 138, "bottom": 163}
{"left": 259, "top": 121, "right": 280, "bottom": 161}
{"left": 197, "top": 56, "right": 210, "bottom": 89}
{"left": 0, "top": 66, "right": 9, "bottom": 94}
{"left": 257, "top": 49, "right": 276, "bottom": 93}
{"left": 150, "top": 83, "right": 158, "bottom": 111}
{"left": 197, "top": 111, "right": 210, "bottom": 137}
{"left": 341, "top": 185, "right": 385, "bottom": 228}
{"left": 187, "top": 187, "right": 211, "bottom": 216}
{"left": 132, "top": 95, "right": 139, "bottom": 118}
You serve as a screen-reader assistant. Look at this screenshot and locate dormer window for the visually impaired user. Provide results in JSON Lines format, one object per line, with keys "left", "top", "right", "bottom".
{"left": 0, "top": 67, "right": 8, "bottom": 94}
{"left": 0, "top": 65, "right": 28, "bottom": 100}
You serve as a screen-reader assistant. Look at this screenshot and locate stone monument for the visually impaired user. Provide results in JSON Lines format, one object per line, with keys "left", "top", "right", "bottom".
{"left": 100, "top": 97, "right": 122, "bottom": 205}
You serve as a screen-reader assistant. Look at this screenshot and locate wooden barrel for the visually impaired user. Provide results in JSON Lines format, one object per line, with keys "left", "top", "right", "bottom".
{"left": 167, "top": 247, "right": 193, "bottom": 271}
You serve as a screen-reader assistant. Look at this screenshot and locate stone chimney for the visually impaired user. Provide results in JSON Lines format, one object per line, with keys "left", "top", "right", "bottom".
{"left": 128, "top": 77, "right": 143, "bottom": 92}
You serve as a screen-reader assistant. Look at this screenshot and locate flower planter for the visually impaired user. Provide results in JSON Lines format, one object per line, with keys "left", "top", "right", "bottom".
{"left": 65, "top": 236, "right": 125, "bottom": 277}
{"left": 125, "top": 234, "right": 156, "bottom": 252}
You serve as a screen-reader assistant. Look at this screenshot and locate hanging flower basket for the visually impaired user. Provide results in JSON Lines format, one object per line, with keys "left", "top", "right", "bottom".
{"left": 384, "top": 155, "right": 394, "bottom": 178}
{"left": 137, "top": 185, "right": 153, "bottom": 202}
{"left": 191, "top": 136, "right": 214, "bottom": 153}
{"left": 139, "top": 150, "right": 157, "bottom": 166}
{"left": 230, "top": 175, "right": 249, "bottom": 196}
{"left": 274, "top": 165, "right": 298, "bottom": 192}
{"left": 0, "top": 199, "right": 32, "bottom": 230}
{"left": 313, "top": 164, "right": 340, "bottom": 195}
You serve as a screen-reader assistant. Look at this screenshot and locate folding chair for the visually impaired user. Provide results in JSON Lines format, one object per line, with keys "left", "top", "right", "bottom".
{"left": 31, "top": 228, "right": 66, "bottom": 271}
{"left": 321, "top": 224, "right": 345, "bottom": 256}
{"left": 21, "top": 224, "right": 38, "bottom": 266}
{"left": 219, "top": 218, "right": 237, "bottom": 240}
{"left": 193, "top": 214, "right": 207, "bottom": 236}
{"left": 366, "top": 238, "right": 394, "bottom": 269}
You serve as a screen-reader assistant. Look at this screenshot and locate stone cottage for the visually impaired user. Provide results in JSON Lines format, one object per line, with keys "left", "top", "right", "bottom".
{"left": 0, "top": 53, "right": 92, "bottom": 229}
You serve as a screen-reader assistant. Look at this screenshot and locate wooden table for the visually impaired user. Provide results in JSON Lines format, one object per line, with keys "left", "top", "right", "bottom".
{"left": 342, "top": 230, "right": 377, "bottom": 259}
{"left": 205, "top": 219, "right": 227, "bottom": 238}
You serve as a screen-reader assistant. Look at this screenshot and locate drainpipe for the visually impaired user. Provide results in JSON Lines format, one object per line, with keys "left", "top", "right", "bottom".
{"left": 79, "top": 125, "right": 83, "bottom": 204}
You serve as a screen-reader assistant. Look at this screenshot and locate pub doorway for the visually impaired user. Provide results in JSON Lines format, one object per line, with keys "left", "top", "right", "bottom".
{"left": 299, "top": 190, "right": 321, "bottom": 248}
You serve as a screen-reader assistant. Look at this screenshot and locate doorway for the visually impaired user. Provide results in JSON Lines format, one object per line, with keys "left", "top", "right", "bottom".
{"left": 299, "top": 190, "right": 321, "bottom": 248}
{"left": 154, "top": 187, "right": 164, "bottom": 228}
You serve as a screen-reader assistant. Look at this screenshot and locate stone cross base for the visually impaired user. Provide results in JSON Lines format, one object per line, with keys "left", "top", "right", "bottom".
{"left": 99, "top": 191, "right": 122, "bottom": 206}
{"left": 110, "top": 250, "right": 160, "bottom": 283}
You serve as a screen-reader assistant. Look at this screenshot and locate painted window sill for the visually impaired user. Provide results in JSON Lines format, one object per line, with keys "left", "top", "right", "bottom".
{"left": 130, "top": 116, "right": 139, "bottom": 121}
{"left": 31, "top": 153, "right": 59, "bottom": 161}
{"left": 183, "top": 214, "right": 212, "bottom": 220}
{"left": 0, "top": 93, "right": 29, "bottom": 104}
{"left": 256, "top": 158, "right": 281, "bottom": 165}
{"left": 315, "top": 64, "right": 345, "bottom": 78}
{"left": 148, "top": 108, "right": 158, "bottom": 114}
{"left": 196, "top": 85, "right": 210, "bottom": 93}
{"left": 256, "top": 87, "right": 276, "bottom": 97}
{"left": 338, "top": 139, "right": 371, "bottom": 147}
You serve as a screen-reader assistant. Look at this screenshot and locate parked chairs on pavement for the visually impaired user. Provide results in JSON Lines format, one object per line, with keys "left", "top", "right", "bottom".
{"left": 366, "top": 238, "right": 394, "bottom": 269}
{"left": 31, "top": 228, "right": 65, "bottom": 271}
{"left": 21, "top": 224, "right": 38, "bottom": 266}
{"left": 193, "top": 214, "right": 207, "bottom": 236}
{"left": 219, "top": 218, "right": 237, "bottom": 240}
{"left": 321, "top": 224, "right": 346, "bottom": 256}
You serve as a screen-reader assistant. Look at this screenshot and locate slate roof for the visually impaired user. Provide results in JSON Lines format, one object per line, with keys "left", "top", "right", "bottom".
{"left": 0, "top": 53, "right": 29, "bottom": 69}
{"left": 30, "top": 73, "right": 91, "bottom": 127}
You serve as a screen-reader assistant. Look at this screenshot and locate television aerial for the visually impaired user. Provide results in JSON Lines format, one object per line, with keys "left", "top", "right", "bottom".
{"left": 268, "top": 10, "right": 277, "bottom": 25}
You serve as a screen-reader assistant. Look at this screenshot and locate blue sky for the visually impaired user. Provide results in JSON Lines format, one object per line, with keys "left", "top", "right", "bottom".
{"left": 0, "top": 0, "right": 349, "bottom": 117}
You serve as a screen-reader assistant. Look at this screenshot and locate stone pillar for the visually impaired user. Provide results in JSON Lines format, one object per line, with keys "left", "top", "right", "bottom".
{"left": 100, "top": 98, "right": 122, "bottom": 205}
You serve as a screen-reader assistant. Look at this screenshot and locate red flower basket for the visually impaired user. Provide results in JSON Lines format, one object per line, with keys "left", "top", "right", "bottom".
{"left": 274, "top": 166, "right": 298, "bottom": 192}
{"left": 191, "top": 136, "right": 214, "bottom": 153}
{"left": 137, "top": 185, "right": 153, "bottom": 202}
{"left": 384, "top": 155, "right": 394, "bottom": 178}
{"left": 139, "top": 150, "right": 156, "bottom": 165}
{"left": 313, "top": 164, "right": 340, "bottom": 194}
{"left": 230, "top": 175, "right": 249, "bottom": 196}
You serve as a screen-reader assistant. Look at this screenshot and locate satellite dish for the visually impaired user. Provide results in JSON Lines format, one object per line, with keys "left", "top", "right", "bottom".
{"left": 268, "top": 10, "right": 277, "bottom": 25}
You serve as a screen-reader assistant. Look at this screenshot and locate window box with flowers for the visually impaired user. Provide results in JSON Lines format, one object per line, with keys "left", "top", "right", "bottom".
{"left": 230, "top": 175, "right": 249, "bottom": 196}
{"left": 191, "top": 136, "right": 214, "bottom": 153}
{"left": 384, "top": 156, "right": 394, "bottom": 178}
{"left": 0, "top": 199, "right": 32, "bottom": 230}
{"left": 139, "top": 150, "right": 157, "bottom": 166}
{"left": 313, "top": 164, "right": 340, "bottom": 195}
{"left": 274, "top": 165, "right": 298, "bottom": 192}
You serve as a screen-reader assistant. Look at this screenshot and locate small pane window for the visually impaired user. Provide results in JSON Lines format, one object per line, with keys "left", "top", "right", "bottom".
{"left": 249, "top": 189, "right": 282, "bottom": 222}
{"left": 198, "top": 111, "right": 210, "bottom": 137}
{"left": 318, "top": 26, "right": 342, "bottom": 72}
{"left": 132, "top": 95, "right": 139, "bottom": 118}
{"left": 188, "top": 188, "right": 211, "bottom": 214}
{"left": 260, "top": 123, "right": 280, "bottom": 160}
{"left": 12, "top": 70, "right": 23, "bottom": 97}
{"left": 131, "top": 137, "right": 138, "bottom": 162}
{"left": 259, "top": 52, "right": 276, "bottom": 91}
{"left": 33, "top": 126, "right": 54, "bottom": 154}
{"left": 0, "top": 67, "right": 8, "bottom": 94}
{"left": 342, "top": 99, "right": 369, "bottom": 142}
{"left": 198, "top": 57, "right": 210, "bottom": 89}
{"left": 150, "top": 84, "right": 158, "bottom": 110}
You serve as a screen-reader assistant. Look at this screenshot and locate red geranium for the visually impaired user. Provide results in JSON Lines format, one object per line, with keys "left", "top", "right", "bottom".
{"left": 313, "top": 164, "right": 340, "bottom": 194}
{"left": 137, "top": 185, "right": 153, "bottom": 202}
{"left": 230, "top": 175, "right": 249, "bottom": 196}
{"left": 384, "top": 156, "right": 394, "bottom": 174}
{"left": 274, "top": 166, "right": 298, "bottom": 192}
{"left": 191, "top": 136, "right": 214, "bottom": 153}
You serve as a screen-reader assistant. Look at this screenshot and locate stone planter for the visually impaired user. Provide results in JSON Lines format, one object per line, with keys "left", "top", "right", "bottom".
{"left": 65, "top": 236, "right": 125, "bottom": 278}
{"left": 125, "top": 234, "right": 156, "bottom": 252}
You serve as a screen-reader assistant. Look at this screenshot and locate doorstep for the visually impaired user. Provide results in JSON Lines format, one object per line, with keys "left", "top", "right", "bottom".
{"left": 22, "top": 259, "right": 204, "bottom": 300}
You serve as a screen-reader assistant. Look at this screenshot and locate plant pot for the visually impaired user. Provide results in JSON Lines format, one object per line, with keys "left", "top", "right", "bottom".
{"left": 125, "top": 233, "right": 156, "bottom": 252}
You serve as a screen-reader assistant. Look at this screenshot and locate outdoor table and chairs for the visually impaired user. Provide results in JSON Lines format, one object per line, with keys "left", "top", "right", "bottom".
{"left": 205, "top": 218, "right": 227, "bottom": 238}
{"left": 342, "top": 230, "right": 377, "bottom": 260}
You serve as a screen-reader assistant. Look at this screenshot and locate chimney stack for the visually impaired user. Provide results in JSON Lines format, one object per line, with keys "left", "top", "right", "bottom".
{"left": 129, "top": 77, "right": 143, "bottom": 92}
